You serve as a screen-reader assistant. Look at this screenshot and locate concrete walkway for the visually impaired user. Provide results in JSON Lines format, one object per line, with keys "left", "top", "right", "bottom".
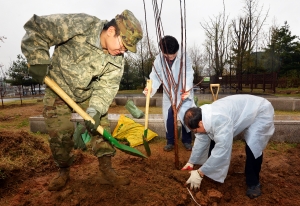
{"left": 115, "top": 93, "right": 300, "bottom": 111}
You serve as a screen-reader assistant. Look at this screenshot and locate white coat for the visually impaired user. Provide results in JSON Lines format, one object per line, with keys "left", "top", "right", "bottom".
{"left": 189, "top": 94, "right": 275, "bottom": 183}
{"left": 149, "top": 50, "right": 196, "bottom": 132}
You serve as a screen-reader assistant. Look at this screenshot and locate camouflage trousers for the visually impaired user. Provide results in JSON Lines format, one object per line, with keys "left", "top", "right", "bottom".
{"left": 43, "top": 87, "right": 116, "bottom": 168}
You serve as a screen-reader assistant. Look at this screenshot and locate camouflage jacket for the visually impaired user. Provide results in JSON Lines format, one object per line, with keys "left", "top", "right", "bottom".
{"left": 21, "top": 13, "right": 124, "bottom": 115}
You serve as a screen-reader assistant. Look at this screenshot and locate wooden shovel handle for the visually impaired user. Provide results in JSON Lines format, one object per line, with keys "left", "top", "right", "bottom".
{"left": 44, "top": 76, "right": 104, "bottom": 134}
{"left": 144, "top": 79, "right": 152, "bottom": 129}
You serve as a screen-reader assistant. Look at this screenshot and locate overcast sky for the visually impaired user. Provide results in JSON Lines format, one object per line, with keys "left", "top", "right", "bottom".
{"left": 0, "top": 0, "right": 299, "bottom": 71}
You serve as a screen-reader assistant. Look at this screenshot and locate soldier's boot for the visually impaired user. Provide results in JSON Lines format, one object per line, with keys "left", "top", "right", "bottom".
{"left": 98, "top": 156, "right": 130, "bottom": 185}
{"left": 48, "top": 167, "right": 70, "bottom": 191}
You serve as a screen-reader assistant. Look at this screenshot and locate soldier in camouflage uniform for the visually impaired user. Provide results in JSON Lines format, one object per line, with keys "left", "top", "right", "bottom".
{"left": 21, "top": 10, "right": 143, "bottom": 191}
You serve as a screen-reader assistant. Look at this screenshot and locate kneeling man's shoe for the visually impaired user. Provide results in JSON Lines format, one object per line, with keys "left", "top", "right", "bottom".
{"left": 246, "top": 183, "right": 261, "bottom": 199}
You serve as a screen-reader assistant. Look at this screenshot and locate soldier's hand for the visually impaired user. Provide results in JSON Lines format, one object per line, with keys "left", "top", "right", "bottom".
{"left": 85, "top": 107, "right": 101, "bottom": 135}
{"left": 28, "top": 64, "right": 49, "bottom": 84}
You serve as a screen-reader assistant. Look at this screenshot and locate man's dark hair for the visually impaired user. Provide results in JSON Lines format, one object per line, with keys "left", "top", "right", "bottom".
{"left": 184, "top": 107, "right": 202, "bottom": 129}
{"left": 159, "top": 35, "right": 179, "bottom": 54}
{"left": 103, "top": 19, "right": 120, "bottom": 36}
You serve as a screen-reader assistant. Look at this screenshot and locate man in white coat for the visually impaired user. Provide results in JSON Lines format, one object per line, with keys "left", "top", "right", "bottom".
{"left": 182, "top": 94, "right": 275, "bottom": 199}
{"left": 144, "top": 35, "right": 196, "bottom": 151}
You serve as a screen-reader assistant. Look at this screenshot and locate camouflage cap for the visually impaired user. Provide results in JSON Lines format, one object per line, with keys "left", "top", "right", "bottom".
{"left": 115, "top": 10, "right": 143, "bottom": 53}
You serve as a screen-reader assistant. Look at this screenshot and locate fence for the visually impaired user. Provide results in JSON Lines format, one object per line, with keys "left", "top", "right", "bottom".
{"left": 198, "top": 73, "right": 278, "bottom": 93}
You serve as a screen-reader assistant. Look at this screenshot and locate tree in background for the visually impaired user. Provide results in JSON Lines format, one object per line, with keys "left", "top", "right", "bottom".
{"left": 0, "top": 36, "right": 6, "bottom": 48}
{"left": 231, "top": 0, "right": 268, "bottom": 74}
{"left": 0, "top": 36, "right": 7, "bottom": 106}
{"left": 262, "top": 25, "right": 281, "bottom": 73}
{"left": 231, "top": 16, "right": 252, "bottom": 79}
{"left": 6, "top": 54, "right": 39, "bottom": 96}
{"left": 264, "top": 22, "right": 300, "bottom": 87}
{"left": 6, "top": 55, "right": 29, "bottom": 84}
{"left": 188, "top": 44, "right": 207, "bottom": 83}
{"left": 0, "top": 36, "right": 7, "bottom": 77}
{"left": 201, "top": 0, "right": 230, "bottom": 77}
{"left": 119, "top": 60, "right": 132, "bottom": 90}
{"left": 243, "top": 0, "right": 268, "bottom": 73}
{"left": 124, "top": 21, "right": 158, "bottom": 90}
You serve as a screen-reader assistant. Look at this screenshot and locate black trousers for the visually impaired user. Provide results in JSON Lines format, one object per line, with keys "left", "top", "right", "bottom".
{"left": 245, "top": 144, "right": 262, "bottom": 187}
{"left": 208, "top": 140, "right": 262, "bottom": 187}
{"left": 166, "top": 106, "right": 191, "bottom": 145}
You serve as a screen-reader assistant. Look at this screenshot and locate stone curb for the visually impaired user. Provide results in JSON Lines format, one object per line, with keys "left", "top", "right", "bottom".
{"left": 29, "top": 114, "right": 300, "bottom": 143}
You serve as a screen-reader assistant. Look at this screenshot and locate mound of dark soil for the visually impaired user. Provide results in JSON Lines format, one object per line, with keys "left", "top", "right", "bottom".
{"left": 0, "top": 131, "right": 300, "bottom": 206}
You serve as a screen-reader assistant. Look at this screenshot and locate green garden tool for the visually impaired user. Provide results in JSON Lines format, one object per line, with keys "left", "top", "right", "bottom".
{"left": 44, "top": 76, "right": 147, "bottom": 158}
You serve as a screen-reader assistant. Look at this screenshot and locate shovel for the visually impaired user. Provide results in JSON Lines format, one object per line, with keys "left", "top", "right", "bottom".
{"left": 44, "top": 76, "right": 147, "bottom": 158}
{"left": 143, "top": 79, "right": 152, "bottom": 156}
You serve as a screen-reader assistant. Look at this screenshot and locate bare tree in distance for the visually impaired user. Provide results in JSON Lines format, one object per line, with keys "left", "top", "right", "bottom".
{"left": 231, "top": 17, "right": 250, "bottom": 76}
{"left": 243, "top": 0, "right": 269, "bottom": 53}
{"left": 200, "top": 0, "right": 230, "bottom": 77}
{"left": 230, "top": 0, "right": 269, "bottom": 90}
{"left": 260, "top": 17, "right": 280, "bottom": 49}
{"left": 0, "top": 36, "right": 7, "bottom": 78}
{"left": 0, "top": 36, "right": 6, "bottom": 47}
{"left": 0, "top": 36, "right": 7, "bottom": 107}
{"left": 188, "top": 44, "right": 207, "bottom": 80}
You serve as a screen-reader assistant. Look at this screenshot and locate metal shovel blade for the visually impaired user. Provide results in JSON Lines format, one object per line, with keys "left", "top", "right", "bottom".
{"left": 143, "top": 130, "right": 151, "bottom": 156}
{"left": 44, "top": 76, "right": 147, "bottom": 158}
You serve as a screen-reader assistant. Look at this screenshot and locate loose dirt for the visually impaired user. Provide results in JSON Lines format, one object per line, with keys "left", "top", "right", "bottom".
{"left": 0, "top": 102, "right": 300, "bottom": 206}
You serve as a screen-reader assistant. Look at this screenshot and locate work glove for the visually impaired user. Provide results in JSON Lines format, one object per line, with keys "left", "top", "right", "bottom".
{"left": 73, "top": 123, "right": 87, "bottom": 150}
{"left": 181, "top": 162, "right": 194, "bottom": 170}
{"left": 28, "top": 64, "right": 49, "bottom": 84}
{"left": 84, "top": 107, "right": 101, "bottom": 136}
{"left": 185, "top": 170, "right": 203, "bottom": 190}
{"left": 181, "top": 90, "right": 190, "bottom": 100}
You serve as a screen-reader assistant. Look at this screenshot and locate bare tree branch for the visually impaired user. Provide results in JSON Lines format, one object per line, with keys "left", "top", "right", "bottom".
{"left": 200, "top": 0, "right": 230, "bottom": 76}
